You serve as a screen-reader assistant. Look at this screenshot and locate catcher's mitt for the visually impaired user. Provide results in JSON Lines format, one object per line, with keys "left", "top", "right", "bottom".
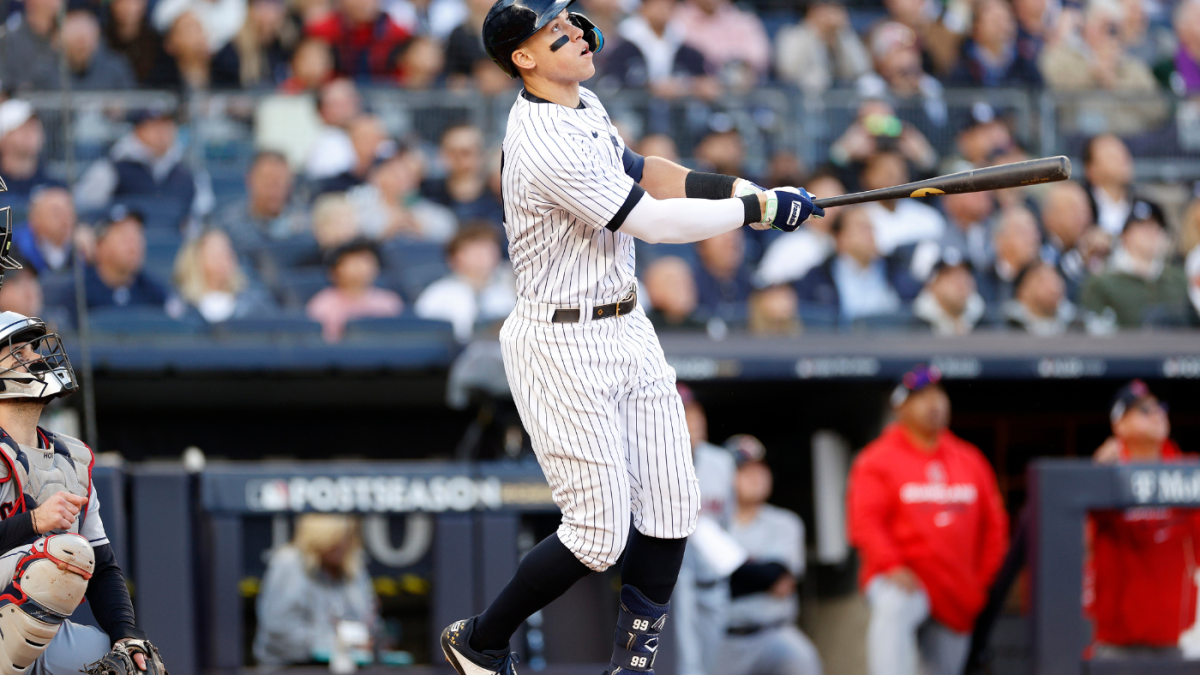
{"left": 82, "top": 639, "right": 169, "bottom": 675}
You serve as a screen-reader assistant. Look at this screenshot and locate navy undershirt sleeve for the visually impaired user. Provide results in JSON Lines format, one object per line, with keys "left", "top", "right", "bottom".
{"left": 0, "top": 512, "right": 35, "bottom": 552}
{"left": 622, "top": 146, "right": 645, "bottom": 183}
{"left": 86, "top": 544, "right": 146, "bottom": 644}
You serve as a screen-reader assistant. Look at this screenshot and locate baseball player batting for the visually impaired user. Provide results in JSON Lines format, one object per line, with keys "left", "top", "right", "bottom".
{"left": 439, "top": 4, "right": 822, "bottom": 675}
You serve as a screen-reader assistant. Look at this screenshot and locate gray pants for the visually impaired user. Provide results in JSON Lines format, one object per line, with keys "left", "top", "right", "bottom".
{"left": 716, "top": 625, "right": 822, "bottom": 675}
{"left": 865, "top": 577, "right": 969, "bottom": 675}
{"left": 29, "top": 621, "right": 111, "bottom": 675}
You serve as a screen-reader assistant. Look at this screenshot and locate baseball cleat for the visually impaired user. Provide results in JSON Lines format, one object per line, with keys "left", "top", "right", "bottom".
{"left": 441, "top": 616, "right": 520, "bottom": 675}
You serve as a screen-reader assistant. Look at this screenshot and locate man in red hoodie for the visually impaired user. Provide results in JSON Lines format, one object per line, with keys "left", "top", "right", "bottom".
{"left": 1088, "top": 380, "right": 1200, "bottom": 657}
{"left": 847, "top": 364, "right": 1009, "bottom": 675}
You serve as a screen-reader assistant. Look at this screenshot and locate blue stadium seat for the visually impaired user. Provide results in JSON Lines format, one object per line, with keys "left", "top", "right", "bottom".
{"left": 798, "top": 305, "right": 839, "bottom": 332}
{"left": 85, "top": 306, "right": 201, "bottom": 336}
{"left": 111, "top": 196, "right": 190, "bottom": 231}
{"left": 209, "top": 172, "right": 246, "bottom": 203}
{"left": 214, "top": 314, "right": 324, "bottom": 337}
{"left": 848, "top": 311, "right": 919, "bottom": 332}
{"left": 276, "top": 267, "right": 330, "bottom": 307}
{"left": 256, "top": 236, "right": 321, "bottom": 270}
{"left": 382, "top": 238, "right": 442, "bottom": 263}
{"left": 386, "top": 264, "right": 449, "bottom": 302}
{"left": 343, "top": 317, "right": 455, "bottom": 342}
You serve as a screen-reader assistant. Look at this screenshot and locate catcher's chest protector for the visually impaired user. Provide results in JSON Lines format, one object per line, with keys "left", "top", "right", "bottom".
{"left": 0, "top": 431, "right": 92, "bottom": 531}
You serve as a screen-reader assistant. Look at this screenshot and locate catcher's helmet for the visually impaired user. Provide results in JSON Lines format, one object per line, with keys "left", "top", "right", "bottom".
{"left": 0, "top": 177, "right": 25, "bottom": 290}
{"left": 482, "top": 0, "right": 604, "bottom": 78}
{"left": 0, "top": 312, "right": 76, "bottom": 401}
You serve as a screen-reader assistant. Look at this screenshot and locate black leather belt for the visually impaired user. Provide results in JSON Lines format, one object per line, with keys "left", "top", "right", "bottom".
{"left": 552, "top": 289, "right": 637, "bottom": 323}
{"left": 726, "top": 621, "right": 787, "bottom": 636}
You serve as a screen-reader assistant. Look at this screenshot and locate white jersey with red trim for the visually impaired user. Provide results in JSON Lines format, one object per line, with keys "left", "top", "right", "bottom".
{"left": 0, "top": 429, "right": 107, "bottom": 548}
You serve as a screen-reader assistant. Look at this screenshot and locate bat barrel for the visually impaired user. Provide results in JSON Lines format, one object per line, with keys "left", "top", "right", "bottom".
{"left": 811, "top": 156, "right": 1072, "bottom": 209}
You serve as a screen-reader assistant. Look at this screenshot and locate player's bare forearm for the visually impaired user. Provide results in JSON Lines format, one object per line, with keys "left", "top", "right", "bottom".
{"left": 638, "top": 156, "right": 692, "bottom": 199}
{"left": 639, "top": 156, "right": 749, "bottom": 200}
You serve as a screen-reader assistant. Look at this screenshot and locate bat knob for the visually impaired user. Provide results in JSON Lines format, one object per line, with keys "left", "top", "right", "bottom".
{"left": 1056, "top": 156, "right": 1072, "bottom": 180}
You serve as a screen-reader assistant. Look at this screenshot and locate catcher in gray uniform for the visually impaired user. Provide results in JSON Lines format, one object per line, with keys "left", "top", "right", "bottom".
{"left": 0, "top": 304, "right": 166, "bottom": 675}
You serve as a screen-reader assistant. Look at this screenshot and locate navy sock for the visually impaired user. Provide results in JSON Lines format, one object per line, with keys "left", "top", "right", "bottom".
{"left": 470, "top": 533, "right": 592, "bottom": 652}
{"left": 620, "top": 530, "right": 687, "bottom": 604}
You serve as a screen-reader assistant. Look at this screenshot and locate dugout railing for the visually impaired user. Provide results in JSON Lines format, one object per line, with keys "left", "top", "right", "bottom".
{"left": 1030, "top": 459, "right": 1200, "bottom": 675}
{"left": 117, "top": 460, "right": 649, "bottom": 675}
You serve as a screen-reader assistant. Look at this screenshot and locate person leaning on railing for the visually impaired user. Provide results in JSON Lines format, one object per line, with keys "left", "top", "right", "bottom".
{"left": 1087, "top": 380, "right": 1200, "bottom": 658}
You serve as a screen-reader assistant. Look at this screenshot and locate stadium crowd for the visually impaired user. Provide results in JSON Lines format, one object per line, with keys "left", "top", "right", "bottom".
{"left": 0, "top": 0, "right": 1195, "bottom": 340}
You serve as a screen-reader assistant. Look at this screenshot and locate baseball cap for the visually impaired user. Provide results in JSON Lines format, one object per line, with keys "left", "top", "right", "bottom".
{"left": 370, "top": 138, "right": 410, "bottom": 170}
{"left": 959, "top": 101, "right": 997, "bottom": 134}
{"left": 1110, "top": 379, "right": 1166, "bottom": 423}
{"left": 930, "top": 247, "right": 973, "bottom": 277}
{"left": 127, "top": 101, "right": 176, "bottom": 126}
{"left": 890, "top": 364, "right": 942, "bottom": 407}
{"left": 1123, "top": 199, "right": 1166, "bottom": 233}
{"left": 0, "top": 100, "right": 33, "bottom": 139}
{"left": 725, "top": 434, "right": 766, "bottom": 468}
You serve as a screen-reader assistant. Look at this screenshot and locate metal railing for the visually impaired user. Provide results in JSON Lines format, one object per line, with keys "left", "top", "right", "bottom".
{"left": 19, "top": 85, "right": 1199, "bottom": 190}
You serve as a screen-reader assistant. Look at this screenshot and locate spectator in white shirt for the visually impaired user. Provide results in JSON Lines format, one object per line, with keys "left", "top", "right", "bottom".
{"left": 859, "top": 152, "right": 946, "bottom": 255}
{"left": 1082, "top": 134, "right": 1135, "bottom": 237}
{"left": 305, "top": 79, "right": 362, "bottom": 180}
{"left": 414, "top": 224, "right": 515, "bottom": 341}
{"left": 913, "top": 249, "right": 988, "bottom": 335}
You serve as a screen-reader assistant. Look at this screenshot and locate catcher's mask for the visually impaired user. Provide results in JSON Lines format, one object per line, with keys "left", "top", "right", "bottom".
{"left": 0, "top": 312, "right": 77, "bottom": 401}
{"left": 0, "top": 176, "right": 25, "bottom": 290}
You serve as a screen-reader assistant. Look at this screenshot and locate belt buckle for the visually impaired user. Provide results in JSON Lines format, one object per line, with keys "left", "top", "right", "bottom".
{"left": 616, "top": 286, "right": 635, "bottom": 317}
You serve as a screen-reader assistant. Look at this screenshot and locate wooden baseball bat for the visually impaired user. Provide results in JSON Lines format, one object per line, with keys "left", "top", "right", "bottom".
{"left": 812, "top": 156, "right": 1072, "bottom": 209}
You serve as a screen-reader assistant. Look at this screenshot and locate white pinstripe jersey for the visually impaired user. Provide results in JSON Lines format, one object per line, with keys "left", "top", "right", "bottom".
{"left": 500, "top": 87, "right": 645, "bottom": 307}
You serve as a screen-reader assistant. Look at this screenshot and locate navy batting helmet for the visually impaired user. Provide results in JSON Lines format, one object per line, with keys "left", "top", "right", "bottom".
{"left": 482, "top": 0, "right": 604, "bottom": 78}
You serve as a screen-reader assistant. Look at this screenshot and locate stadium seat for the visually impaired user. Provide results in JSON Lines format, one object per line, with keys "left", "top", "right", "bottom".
{"left": 214, "top": 315, "right": 324, "bottom": 338}
{"left": 343, "top": 317, "right": 455, "bottom": 342}
{"left": 798, "top": 305, "right": 839, "bottom": 333}
{"left": 111, "top": 196, "right": 191, "bottom": 231}
{"left": 276, "top": 267, "right": 330, "bottom": 308}
{"left": 848, "top": 311, "right": 920, "bottom": 332}
{"left": 85, "top": 306, "right": 201, "bottom": 336}
{"left": 381, "top": 239, "right": 444, "bottom": 268}
{"left": 209, "top": 172, "right": 247, "bottom": 203}
{"left": 256, "top": 236, "right": 321, "bottom": 270}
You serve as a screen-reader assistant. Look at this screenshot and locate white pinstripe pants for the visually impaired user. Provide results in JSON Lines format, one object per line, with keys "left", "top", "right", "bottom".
{"left": 500, "top": 301, "right": 700, "bottom": 571}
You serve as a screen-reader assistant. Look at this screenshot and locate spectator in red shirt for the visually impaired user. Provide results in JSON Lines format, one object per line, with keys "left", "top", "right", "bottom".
{"left": 848, "top": 364, "right": 1009, "bottom": 675}
{"left": 307, "top": 0, "right": 410, "bottom": 78}
{"left": 1088, "top": 380, "right": 1200, "bottom": 657}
